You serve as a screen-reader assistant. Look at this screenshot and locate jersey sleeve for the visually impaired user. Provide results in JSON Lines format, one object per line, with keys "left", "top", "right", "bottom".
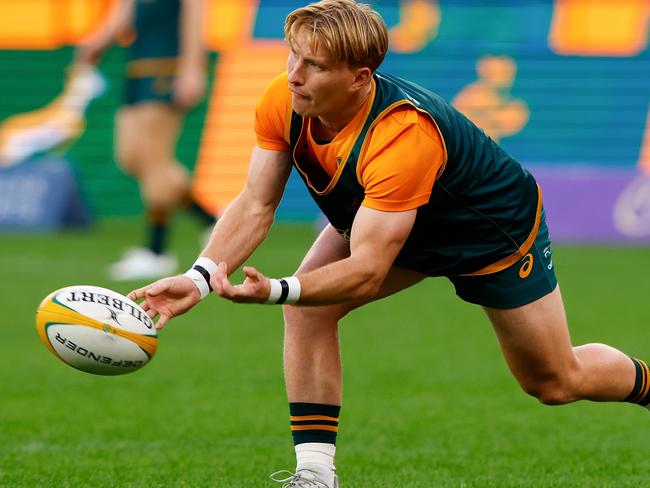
{"left": 359, "top": 106, "right": 445, "bottom": 212}
{"left": 254, "top": 71, "right": 292, "bottom": 151}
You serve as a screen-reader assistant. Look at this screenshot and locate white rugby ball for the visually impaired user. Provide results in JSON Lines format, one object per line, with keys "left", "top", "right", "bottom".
{"left": 35, "top": 285, "right": 157, "bottom": 375}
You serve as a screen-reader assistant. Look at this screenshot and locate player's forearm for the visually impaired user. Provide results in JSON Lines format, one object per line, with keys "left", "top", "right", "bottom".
{"left": 293, "top": 207, "right": 415, "bottom": 306}
{"left": 179, "top": 0, "right": 206, "bottom": 72}
{"left": 200, "top": 192, "right": 275, "bottom": 275}
{"left": 296, "top": 253, "right": 386, "bottom": 305}
{"left": 95, "top": 0, "right": 135, "bottom": 43}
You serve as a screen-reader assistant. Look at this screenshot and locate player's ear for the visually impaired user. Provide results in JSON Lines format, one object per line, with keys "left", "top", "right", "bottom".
{"left": 351, "top": 67, "right": 372, "bottom": 90}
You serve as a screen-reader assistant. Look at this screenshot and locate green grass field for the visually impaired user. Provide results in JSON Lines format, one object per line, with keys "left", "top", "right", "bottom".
{"left": 1, "top": 217, "right": 650, "bottom": 487}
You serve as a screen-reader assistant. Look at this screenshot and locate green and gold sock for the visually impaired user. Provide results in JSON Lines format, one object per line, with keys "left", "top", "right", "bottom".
{"left": 289, "top": 402, "right": 340, "bottom": 446}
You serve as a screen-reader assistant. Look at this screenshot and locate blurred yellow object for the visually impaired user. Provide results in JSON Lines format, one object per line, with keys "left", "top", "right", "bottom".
{"left": 389, "top": 0, "right": 440, "bottom": 53}
{"left": 0, "top": 0, "right": 256, "bottom": 50}
{"left": 0, "top": 0, "right": 111, "bottom": 49}
{"left": 204, "top": 0, "right": 258, "bottom": 50}
{"left": 549, "top": 0, "right": 649, "bottom": 56}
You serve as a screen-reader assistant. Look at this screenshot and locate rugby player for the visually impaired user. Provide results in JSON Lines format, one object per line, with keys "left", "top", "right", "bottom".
{"left": 131, "top": 1, "right": 650, "bottom": 486}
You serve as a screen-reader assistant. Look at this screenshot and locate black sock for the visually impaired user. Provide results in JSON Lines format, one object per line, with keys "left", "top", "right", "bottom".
{"left": 147, "top": 208, "right": 169, "bottom": 255}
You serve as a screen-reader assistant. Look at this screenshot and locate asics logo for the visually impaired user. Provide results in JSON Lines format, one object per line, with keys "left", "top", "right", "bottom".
{"left": 518, "top": 252, "right": 534, "bottom": 279}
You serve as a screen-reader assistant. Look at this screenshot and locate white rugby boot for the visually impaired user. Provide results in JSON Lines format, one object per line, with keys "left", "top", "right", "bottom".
{"left": 108, "top": 247, "right": 177, "bottom": 281}
{"left": 270, "top": 466, "right": 339, "bottom": 488}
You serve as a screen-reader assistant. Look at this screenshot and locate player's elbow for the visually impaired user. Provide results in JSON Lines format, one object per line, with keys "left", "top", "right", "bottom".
{"left": 233, "top": 191, "right": 276, "bottom": 228}
{"left": 349, "top": 266, "right": 384, "bottom": 301}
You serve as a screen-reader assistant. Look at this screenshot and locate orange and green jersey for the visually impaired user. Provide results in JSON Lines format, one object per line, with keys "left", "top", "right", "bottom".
{"left": 255, "top": 71, "right": 542, "bottom": 276}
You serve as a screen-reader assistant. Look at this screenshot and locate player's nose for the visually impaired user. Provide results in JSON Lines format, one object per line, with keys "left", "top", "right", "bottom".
{"left": 287, "top": 61, "right": 305, "bottom": 86}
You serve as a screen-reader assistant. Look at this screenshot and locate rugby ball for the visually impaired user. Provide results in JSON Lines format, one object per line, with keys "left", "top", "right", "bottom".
{"left": 35, "top": 285, "right": 157, "bottom": 375}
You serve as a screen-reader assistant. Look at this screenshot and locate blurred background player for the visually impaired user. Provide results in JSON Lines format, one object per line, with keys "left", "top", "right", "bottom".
{"left": 77, "top": 0, "right": 216, "bottom": 281}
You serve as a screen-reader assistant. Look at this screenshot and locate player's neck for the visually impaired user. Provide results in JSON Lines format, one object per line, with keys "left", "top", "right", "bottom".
{"left": 316, "top": 84, "right": 372, "bottom": 139}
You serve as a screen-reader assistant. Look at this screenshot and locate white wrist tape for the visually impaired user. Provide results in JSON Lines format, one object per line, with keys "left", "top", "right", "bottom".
{"left": 184, "top": 257, "right": 218, "bottom": 300}
{"left": 265, "top": 276, "right": 301, "bottom": 305}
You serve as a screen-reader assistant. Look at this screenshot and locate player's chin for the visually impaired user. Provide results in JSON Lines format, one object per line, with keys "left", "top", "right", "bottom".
{"left": 291, "top": 100, "right": 313, "bottom": 117}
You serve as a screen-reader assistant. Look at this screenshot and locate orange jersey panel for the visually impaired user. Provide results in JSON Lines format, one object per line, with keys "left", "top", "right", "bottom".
{"left": 254, "top": 72, "right": 292, "bottom": 151}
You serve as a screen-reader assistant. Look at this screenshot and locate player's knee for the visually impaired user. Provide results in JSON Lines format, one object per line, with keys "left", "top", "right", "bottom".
{"left": 520, "top": 375, "right": 578, "bottom": 405}
{"left": 283, "top": 303, "right": 352, "bottom": 328}
{"left": 283, "top": 305, "right": 329, "bottom": 325}
{"left": 115, "top": 142, "right": 140, "bottom": 176}
{"left": 141, "top": 164, "right": 190, "bottom": 208}
{"left": 162, "top": 163, "right": 190, "bottom": 198}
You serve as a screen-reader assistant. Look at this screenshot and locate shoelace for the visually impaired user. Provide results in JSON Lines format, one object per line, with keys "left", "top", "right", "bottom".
{"left": 269, "top": 470, "right": 328, "bottom": 488}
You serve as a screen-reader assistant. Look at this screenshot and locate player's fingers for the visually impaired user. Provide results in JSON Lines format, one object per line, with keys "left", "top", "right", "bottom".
{"left": 218, "top": 275, "right": 237, "bottom": 297}
{"left": 127, "top": 287, "right": 147, "bottom": 301}
{"left": 242, "top": 266, "right": 260, "bottom": 280}
{"left": 137, "top": 299, "right": 156, "bottom": 317}
{"left": 214, "top": 264, "right": 242, "bottom": 299}
{"left": 145, "top": 280, "right": 169, "bottom": 297}
{"left": 155, "top": 314, "right": 170, "bottom": 330}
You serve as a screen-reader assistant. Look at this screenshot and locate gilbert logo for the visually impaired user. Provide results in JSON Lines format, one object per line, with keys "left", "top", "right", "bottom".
{"left": 65, "top": 291, "right": 154, "bottom": 329}
{"left": 518, "top": 253, "right": 534, "bottom": 279}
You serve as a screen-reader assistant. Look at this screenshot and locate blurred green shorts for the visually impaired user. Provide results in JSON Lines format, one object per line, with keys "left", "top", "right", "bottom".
{"left": 124, "top": 57, "right": 177, "bottom": 106}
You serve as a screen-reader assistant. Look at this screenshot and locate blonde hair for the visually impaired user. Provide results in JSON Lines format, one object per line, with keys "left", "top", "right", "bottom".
{"left": 285, "top": 0, "right": 388, "bottom": 72}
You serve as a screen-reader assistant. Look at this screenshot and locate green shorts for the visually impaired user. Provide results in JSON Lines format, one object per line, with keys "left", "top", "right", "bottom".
{"left": 447, "top": 220, "right": 558, "bottom": 309}
{"left": 123, "top": 55, "right": 178, "bottom": 106}
{"left": 124, "top": 74, "right": 175, "bottom": 106}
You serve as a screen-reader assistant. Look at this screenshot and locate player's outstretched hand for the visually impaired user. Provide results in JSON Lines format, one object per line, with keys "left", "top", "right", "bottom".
{"left": 128, "top": 276, "right": 201, "bottom": 329}
{"left": 212, "top": 262, "right": 271, "bottom": 304}
{"left": 174, "top": 67, "right": 206, "bottom": 110}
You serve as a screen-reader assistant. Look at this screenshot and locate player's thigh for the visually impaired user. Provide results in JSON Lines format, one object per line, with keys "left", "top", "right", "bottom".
{"left": 484, "top": 285, "right": 579, "bottom": 388}
{"left": 115, "top": 102, "right": 182, "bottom": 174}
{"left": 451, "top": 219, "right": 577, "bottom": 384}
{"left": 295, "top": 223, "right": 351, "bottom": 274}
